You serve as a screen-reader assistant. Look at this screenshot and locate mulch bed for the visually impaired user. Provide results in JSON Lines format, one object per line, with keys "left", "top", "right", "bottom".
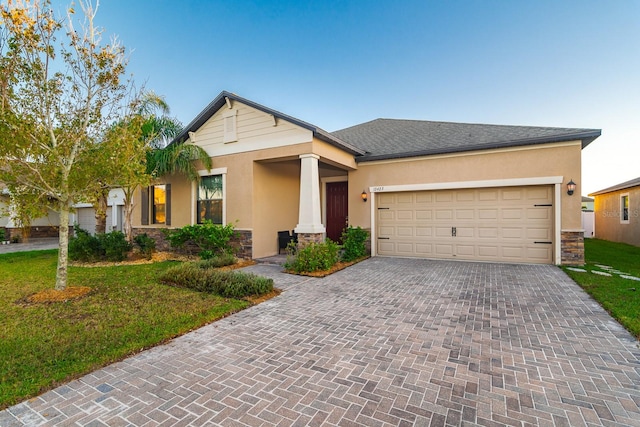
{"left": 285, "top": 257, "right": 369, "bottom": 278}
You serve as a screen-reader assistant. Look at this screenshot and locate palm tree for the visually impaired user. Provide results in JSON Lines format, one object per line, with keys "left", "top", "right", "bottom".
{"left": 118, "top": 93, "right": 212, "bottom": 241}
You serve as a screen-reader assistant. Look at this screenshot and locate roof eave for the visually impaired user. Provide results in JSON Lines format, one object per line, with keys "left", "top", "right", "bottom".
{"left": 355, "top": 130, "right": 602, "bottom": 163}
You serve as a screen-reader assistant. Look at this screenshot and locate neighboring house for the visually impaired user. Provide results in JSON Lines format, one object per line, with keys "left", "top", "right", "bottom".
{"left": 0, "top": 186, "right": 124, "bottom": 238}
{"left": 581, "top": 196, "right": 594, "bottom": 211}
{"left": 589, "top": 177, "right": 640, "bottom": 247}
{"left": 74, "top": 189, "right": 126, "bottom": 235}
{"left": 0, "top": 186, "right": 61, "bottom": 239}
{"left": 131, "top": 90, "right": 600, "bottom": 265}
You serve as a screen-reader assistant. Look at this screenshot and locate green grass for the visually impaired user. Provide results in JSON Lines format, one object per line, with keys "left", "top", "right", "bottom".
{"left": 563, "top": 239, "right": 640, "bottom": 340}
{"left": 0, "top": 250, "right": 250, "bottom": 410}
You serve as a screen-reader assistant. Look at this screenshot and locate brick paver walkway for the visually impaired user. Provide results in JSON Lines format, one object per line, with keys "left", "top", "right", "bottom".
{"left": 2, "top": 258, "right": 639, "bottom": 426}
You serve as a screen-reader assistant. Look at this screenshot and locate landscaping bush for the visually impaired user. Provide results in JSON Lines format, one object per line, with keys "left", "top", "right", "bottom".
{"left": 159, "top": 262, "right": 273, "bottom": 298}
{"left": 163, "top": 221, "right": 237, "bottom": 259}
{"left": 134, "top": 233, "right": 156, "bottom": 259}
{"left": 341, "top": 226, "right": 369, "bottom": 262}
{"left": 97, "top": 231, "right": 132, "bottom": 262}
{"left": 69, "top": 228, "right": 132, "bottom": 262}
{"left": 284, "top": 240, "right": 340, "bottom": 273}
{"left": 195, "top": 253, "right": 236, "bottom": 269}
{"left": 69, "top": 227, "right": 102, "bottom": 262}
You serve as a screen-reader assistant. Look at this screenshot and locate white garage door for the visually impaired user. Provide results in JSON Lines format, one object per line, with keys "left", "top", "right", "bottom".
{"left": 76, "top": 207, "right": 112, "bottom": 235}
{"left": 376, "top": 186, "right": 554, "bottom": 264}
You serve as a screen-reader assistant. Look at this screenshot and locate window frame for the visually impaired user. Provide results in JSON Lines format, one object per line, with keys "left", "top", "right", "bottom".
{"left": 153, "top": 184, "right": 167, "bottom": 225}
{"left": 621, "top": 193, "right": 630, "bottom": 224}
{"left": 193, "top": 168, "right": 227, "bottom": 225}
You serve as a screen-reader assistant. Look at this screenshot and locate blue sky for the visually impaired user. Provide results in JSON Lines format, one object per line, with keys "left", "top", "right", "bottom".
{"left": 65, "top": 1, "right": 640, "bottom": 195}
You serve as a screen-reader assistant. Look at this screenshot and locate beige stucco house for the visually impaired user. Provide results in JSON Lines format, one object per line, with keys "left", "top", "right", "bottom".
{"left": 132, "top": 91, "right": 600, "bottom": 265}
{"left": 589, "top": 177, "right": 640, "bottom": 247}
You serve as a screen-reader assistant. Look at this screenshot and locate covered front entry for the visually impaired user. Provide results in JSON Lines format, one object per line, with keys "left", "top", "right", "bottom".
{"left": 325, "top": 181, "right": 348, "bottom": 242}
{"left": 376, "top": 185, "right": 554, "bottom": 263}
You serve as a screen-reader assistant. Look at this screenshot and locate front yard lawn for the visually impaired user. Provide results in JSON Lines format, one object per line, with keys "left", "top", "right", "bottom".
{"left": 563, "top": 238, "right": 640, "bottom": 340}
{"left": 0, "top": 250, "right": 251, "bottom": 410}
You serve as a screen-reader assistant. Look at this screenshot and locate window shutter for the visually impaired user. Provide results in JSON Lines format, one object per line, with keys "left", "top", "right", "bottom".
{"left": 141, "top": 187, "right": 149, "bottom": 225}
{"left": 165, "top": 184, "right": 171, "bottom": 226}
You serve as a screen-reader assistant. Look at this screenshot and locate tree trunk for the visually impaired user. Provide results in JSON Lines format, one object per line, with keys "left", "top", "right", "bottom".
{"left": 55, "top": 202, "right": 70, "bottom": 291}
{"left": 123, "top": 188, "right": 135, "bottom": 242}
{"left": 94, "top": 188, "right": 108, "bottom": 234}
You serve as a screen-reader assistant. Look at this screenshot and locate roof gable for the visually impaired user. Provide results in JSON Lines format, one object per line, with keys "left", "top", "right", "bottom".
{"left": 590, "top": 177, "right": 640, "bottom": 196}
{"left": 333, "top": 119, "right": 601, "bottom": 162}
{"left": 172, "top": 91, "right": 365, "bottom": 155}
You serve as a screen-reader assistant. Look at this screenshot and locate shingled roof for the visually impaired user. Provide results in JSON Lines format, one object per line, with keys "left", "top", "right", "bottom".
{"left": 333, "top": 119, "right": 601, "bottom": 163}
{"left": 589, "top": 177, "right": 640, "bottom": 196}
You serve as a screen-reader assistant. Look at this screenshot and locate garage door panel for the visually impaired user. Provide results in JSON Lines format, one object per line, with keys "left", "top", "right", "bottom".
{"left": 478, "top": 246, "right": 499, "bottom": 257}
{"left": 502, "top": 209, "right": 524, "bottom": 220}
{"left": 456, "top": 209, "right": 474, "bottom": 220}
{"left": 456, "top": 245, "right": 475, "bottom": 256}
{"left": 396, "top": 243, "right": 414, "bottom": 254}
{"left": 479, "top": 209, "right": 498, "bottom": 220}
{"left": 415, "top": 227, "right": 432, "bottom": 237}
{"left": 415, "top": 243, "right": 433, "bottom": 254}
{"left": 436, "top": 210, "right": 453, "bottom": 220}
{"left": 397, "top": 227, "right": 414, "bottom": 237}
{"left": 478, "top": 227, "right": 498, "bottom": 238}
{"left": 435, "top": 244, "right": 453, "bottom": 256}
{"left": 527, "top": 208, "right": 551, "bottom": 220}
{"left": 456, "top": 191, "right": 475, "bottom": 202}
{"left": 376, "top": 185, "right": 553, "bottom": 264}
{"left": 435, "top": 227, "right": 452, "bottom": 237}
{"left": 527, "top": 246, "right": 552, "bottom": 261}
{"left": 397, "top": 210, "right": 413, "bottom": 220}
{"left": 379, "top": 210, "right": 395, "bottom": 220}
{"left": 416, "top": 210, "right": 432, "bottom": 220}
{"left": 527, "top": 228, "right": 552, "bottom": 240}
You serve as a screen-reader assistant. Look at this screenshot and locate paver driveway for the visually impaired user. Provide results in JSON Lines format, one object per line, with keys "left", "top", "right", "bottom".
{"left": 2, "top": 258, "right": 639, "bottom": 426}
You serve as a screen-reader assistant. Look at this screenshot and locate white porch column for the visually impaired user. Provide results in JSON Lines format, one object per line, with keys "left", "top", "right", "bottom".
{"left": 295, "top": 154, "right": 325, "bottom": 234}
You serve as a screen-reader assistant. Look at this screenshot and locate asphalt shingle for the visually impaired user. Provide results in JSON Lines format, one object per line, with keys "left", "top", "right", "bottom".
{"left": 333, "top": 118, "right": 601, "bottom": 162}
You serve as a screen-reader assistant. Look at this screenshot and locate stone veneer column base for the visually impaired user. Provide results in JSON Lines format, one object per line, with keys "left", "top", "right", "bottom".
{"left": 561, "top": 231, "right": 585, "bottom": 266}
{"left": 296, "top": 232, "right": 325, "bottom": 250}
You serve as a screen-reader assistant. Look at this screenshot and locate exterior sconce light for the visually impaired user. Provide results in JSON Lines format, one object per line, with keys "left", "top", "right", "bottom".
{"left": 361, "top": 190, "right": 368, "bottom": 202}
{"left": 567, "top": 179, "right": 576, "bottom": 196}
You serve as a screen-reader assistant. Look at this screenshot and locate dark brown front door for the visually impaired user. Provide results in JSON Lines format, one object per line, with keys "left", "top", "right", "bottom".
{"left": 326, "top": 181, "right": 348, "bottom": 243}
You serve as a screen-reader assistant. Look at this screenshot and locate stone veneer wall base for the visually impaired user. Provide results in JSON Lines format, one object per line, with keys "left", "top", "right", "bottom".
{"left": 132, "top": 228, "right": 253, "bottom": 260}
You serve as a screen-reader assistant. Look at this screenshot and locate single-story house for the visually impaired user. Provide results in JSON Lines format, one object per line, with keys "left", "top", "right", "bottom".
{"left": 131, "top": 91, "right": 601, "bottom": 265}
{"left": 581, "top": 196, "right": 594, "bottom": 211}
{"left": 589, "top": 177, "right": 640, "bottom": 247}
{"left": 0, "top": 186, "right": 124, "bottom": 239}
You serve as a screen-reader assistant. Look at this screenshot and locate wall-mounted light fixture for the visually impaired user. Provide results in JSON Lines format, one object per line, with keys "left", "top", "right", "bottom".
{"left": 361, "top": 190, "right": 368, "bottom": 202}
{"left": 567, "top": 179, "right": 576, "bottom": 196}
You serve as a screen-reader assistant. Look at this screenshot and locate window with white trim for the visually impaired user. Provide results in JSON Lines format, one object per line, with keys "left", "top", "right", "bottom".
{"left": 621, "top": 193, "right": 629, "bottom": 223}
{"left": 197, "top": 175, "right": 223, "bottom": 224}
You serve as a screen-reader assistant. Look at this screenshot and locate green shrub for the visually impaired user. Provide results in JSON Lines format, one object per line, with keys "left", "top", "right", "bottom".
{"left": 284, "top": 240, "right": 339, "bottom": 273}
{"left": 195, "top": 253, "right": 237, "bottom": 269}
{"left": 69, "top": 228, "right": 102, "bottom": 262}
{"left": 134, "top": 233, "right": 156, "bottom": 259}
{"left": 97, "top": 231, "right": 132, "bottom": 262}
{"left": 69, "top": 229, "right": 132, "bottom": 262}
{"left": 159, "top": 262, "right": 273, "bottom": 298}
{"left": 0, "top": 228, "right": 5, "bottom": 241}
{"left": 163, "top": 221, "right": 237, "bottom": 259}
{"left": 341, "top": 226, "right": 369, "bottom": 262}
